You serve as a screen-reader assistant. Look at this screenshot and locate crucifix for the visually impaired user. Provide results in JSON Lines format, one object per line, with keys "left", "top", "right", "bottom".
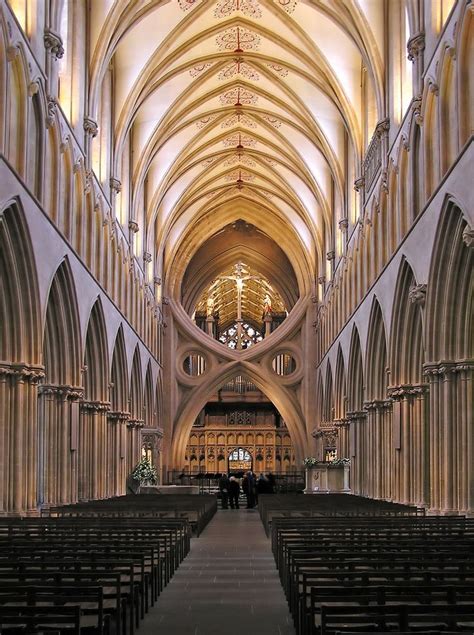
{"left": 214, "top": 262, "right": 262, "bottom": 349}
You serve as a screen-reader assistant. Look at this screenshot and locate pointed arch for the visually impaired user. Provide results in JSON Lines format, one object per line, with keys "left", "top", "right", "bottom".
{"left": 42, "top": 258, "right": 82, "bottom": 387}
{"left": 83, "top": 298, "right": 109, "bottom": 400}
{"left": 347, "top": 326, "right": 364, "bottom": 412}
{"left": 110, "top": 325, "right": 128, "bottom": 412}
{"left": 144, "top": 361, "right": 154, "bottom": 427}
{"left": 426, "top": 201, "right": 473, "bottom": 361}
{"left": 323, "top": 361, "right": 334, "bottom": 423}
{"left": 0, "top": 201, "right": 41, "bottom": 363}
{"left": 130, "top": 346, "right": 143, "bottom": 422}
{"left": 389, "top": 258, "right": 425, "bottom": 385}
{"left": 458, "top": 3, "right": 474, "bottom": 146}
{"left": 365, "top": 298, "right": 388, "bottom": 400}
{"left": 334, "top": 345, "right": 347, "bottom": 420}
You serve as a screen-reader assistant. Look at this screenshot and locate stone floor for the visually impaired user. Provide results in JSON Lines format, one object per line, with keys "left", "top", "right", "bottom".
{"left": 139, "top": 507, "right": 296, "bottom": 635}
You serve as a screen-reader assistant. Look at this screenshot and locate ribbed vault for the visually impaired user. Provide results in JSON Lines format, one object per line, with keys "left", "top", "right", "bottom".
{"left": 87, "top": 0, "right": 385, "bottom": 300}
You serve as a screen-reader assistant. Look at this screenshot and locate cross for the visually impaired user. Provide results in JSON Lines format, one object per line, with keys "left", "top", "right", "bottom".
{"left": 210, "top": 262, "right": 262, "bottom": 349}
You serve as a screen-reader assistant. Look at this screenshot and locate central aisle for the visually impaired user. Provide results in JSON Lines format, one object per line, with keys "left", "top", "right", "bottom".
{"left": 139, "top": 508, "right": 296, "bottom": 635}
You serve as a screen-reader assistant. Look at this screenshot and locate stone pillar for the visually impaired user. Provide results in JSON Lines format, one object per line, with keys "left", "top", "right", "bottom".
{"left": 0, "top": 363, "right": 45, "bottom": 515}
{"left": 107, "top": 411, "right": 130, "bottom": 497}
{"left": 37, "top": 384, "right": 84, "bottom": 507}
{"left": 423, "top": 362, "right": 473, "bottom": 515}
{"left": 78, "top": 400, "right": 110, "bottom": 501}
{"left": 205, "top": 316, "right": 214, "bottom": 337}
{"left": 346, "top": 411, "right": 366, "bottom": 496}
{"left": 264, "top": 314, "right": 273, "bottom": 337}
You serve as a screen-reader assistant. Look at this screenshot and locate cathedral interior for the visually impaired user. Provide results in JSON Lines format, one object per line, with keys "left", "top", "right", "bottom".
{"left": 0, "top": 0, "right": 473, "bottom": 519}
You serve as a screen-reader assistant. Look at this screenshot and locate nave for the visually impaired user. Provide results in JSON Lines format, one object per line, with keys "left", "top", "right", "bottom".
{"left": 138, "top": 507, "right": 295, "bottom": 635}
{"left": 1, "top": 492, "right": 473, "bottom": 634}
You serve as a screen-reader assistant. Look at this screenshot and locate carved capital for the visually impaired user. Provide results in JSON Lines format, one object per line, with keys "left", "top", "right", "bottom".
{"left": 39, "top": 384, "right": 84, "bottom": 400}
{"left": 407, "top": 31, "right": 425, "bottom": 61}
{"left": 109, "top": 177, "right": 122, "bottom": 193}
{"left": 338, "top": 218, "right": 348, "bottom": 231}
{"left": 162, "top": 296, "right": 170, "bottom": 305}
{"left": 6, "top": 45, "right": 20, "bottom": 61}
{"left": 44, "top": 28, "right": 64, "bottom": 59}
{"left": 154, "top": 276, "right": 162, "bottom": 286}
{"left": 0, "top": 363, "right": 45, "bottom": 383}
{"left": 375, "top": 117, "right": 390, "bottom": 137}
{"left": 346, "top": 410, "right": 367, "bottom": 421}
{"left": 28, "top": 81, "right": 40, "bottom": 97}
{"left": 46, "top": 95, "right": 57, "bottom": 127}
{"left": 128, "top": 219, "right": 139, "bottom": 233}
{"left": 108, "top": 410, "right": 130, "bottom": 423}
{"left": 408, "top": 283, "right": 427, "bottom": 305}
{"left": 462, "top": 225, "right": 474, "bottom": 248}
{"left": 80, "top": 400, "right": 111, "bottom": 413}
{"left": 412, "top": 95, "right": 423, "bottom": 125}
{"left": 354, "top": 176, "right": 365, "bottom": 192}
{"left": 143, "top": 251, "right": 152, "bottom": 263}
{"left": 387, "top": 383, "right": 428, "bottom": 399}
{"left": 326, "top": 250, "right": 335, "bottom": 261}
{"left": 317, "top": 275, "right": 326, "bottom": 285}
{"left": 83, "top": 117, "right": 98, "bottom": 137}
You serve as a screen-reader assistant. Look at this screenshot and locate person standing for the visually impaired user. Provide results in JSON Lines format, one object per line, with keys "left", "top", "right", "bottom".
{"left": 242, "top": 470, "right": 257, "bottom": 508}
{"left": 218, "top": 473, "right": 230, "bottom": 509}
{"left": 229, "top": 476, "right": 240, "bottom": 509}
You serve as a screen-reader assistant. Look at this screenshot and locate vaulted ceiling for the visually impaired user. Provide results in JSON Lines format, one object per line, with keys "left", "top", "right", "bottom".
{"left": 89, "top": 0, "right": 384, "bottom": 301}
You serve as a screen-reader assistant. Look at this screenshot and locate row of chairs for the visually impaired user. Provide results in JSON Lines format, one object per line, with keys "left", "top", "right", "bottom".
{"left": 0, "top": 494, "right": 204, "bottom": 634}
{"left": 44, "top": 493, "right": 217, "bottom": 536}
{"left": 258, "top": 493, "right": 423, "bottom": 537}
{"left": 269, "top": 506, "right": 474, "bottom": 635}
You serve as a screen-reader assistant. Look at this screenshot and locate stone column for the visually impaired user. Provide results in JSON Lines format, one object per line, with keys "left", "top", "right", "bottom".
{"left": 37, "top": 384, "right": 84, "bottom": 507}
{"left": 0, "top": 363, "right": 45, "bottom": 515}
{"left": 205, "top": 316, "right": 215, "bottom": 337}
{"left": 346, "top": 411, "right": 366, "bottom": 496}
{"left": 78, "top": 400, "right": 110, "bottom": 501}
{"left": 264, "top": 314, "right": 273, "bottom": 337}
{"left": 107, "top": 411, "right": 130, "bottom": 497}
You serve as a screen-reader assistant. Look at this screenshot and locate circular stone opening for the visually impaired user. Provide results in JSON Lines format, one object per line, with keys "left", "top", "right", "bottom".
{"left": 183, "top": 354, "right": 207, "bottom": 377}
{"left": 272, "top": 353, "right": 296, "bottom": 376}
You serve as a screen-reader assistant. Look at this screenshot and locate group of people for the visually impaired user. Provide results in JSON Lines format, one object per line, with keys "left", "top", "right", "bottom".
{"left": 218, "top": 471, "right": 276, "bottom": 509}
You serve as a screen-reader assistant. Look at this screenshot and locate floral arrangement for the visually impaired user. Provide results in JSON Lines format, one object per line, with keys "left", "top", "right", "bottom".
{"left": 329, "top": 458, "right": 351, "bottom": 466}
{"left": 131, "top": 457, "right": 158, "bottom": 485}
{"left": 303, "top": 457, "right": 351, "bottom": 467}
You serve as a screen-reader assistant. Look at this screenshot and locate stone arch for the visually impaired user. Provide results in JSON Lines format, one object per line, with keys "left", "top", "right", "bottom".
{"left": 38, "top": 258, "right": 82, "bottom": 507}
{"left": 458, "top": 3, "right": 474, "bottom": 146}
{"left": 27, "top": 91, "right": 44, "bottom": 200}
{"left": 365, "top": 298, "right": 388, "bottom": 401}
{"left": 334, "top": 344, "right": 348, "bottom": 458}
{"left": 323, "top": 361, "right": 334, "bottom": 424}
{"left": 0, "top": 201, "right": 42, "bottom": 514}
{"left": 110, "top": 325, "right": 128, "bottom": 413}
{"left": 347, "top": 324, "right": 365, "bottom": 495}
{"left": 170, "top": 363, "right": 306, "bottom": 467}
{"left": 426, "top": 201, "right": 473, "bottom": 361}
{"left": 108, "top": 325, "right": 129, "bottom": 497}
{"left": 79, "top": 298, "right": 109, "bottom": 501}
{"left": 0, "top": 201, "right": 41, "bottom": 363}
{"left": 6, "top": 45, "right": 28, "bottom": 175}
{"left": 83, "top": 298, "right": 109, "bottom": 401}
{"left": 42, "top": 258, "right": 82, "bottom": 387}
{"left": 144, "top": 361, "right": 154, "bottom": 428}
{"left": 388, "top": 257, "right": 428, "bottom": 506}
{"left": 424, "top": 201, "right": 472, "bottom": 514}
{"left": 347, "top": 326, "right": 364, "bottom": 413}
{"left": 390, "top": 258, "right": 425, "bottom": 385}
{"left": 127, "top": 346, "right": 144, "bottom": 475}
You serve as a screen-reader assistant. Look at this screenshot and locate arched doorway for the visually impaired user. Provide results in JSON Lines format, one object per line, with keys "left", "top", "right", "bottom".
{"left": 228, "top": 448, "right": 253, "bottom": 473}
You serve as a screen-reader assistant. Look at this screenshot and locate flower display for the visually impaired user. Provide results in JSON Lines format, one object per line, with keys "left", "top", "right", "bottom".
{"left": 131, "top": 458, "right": 158, "bottom": 485}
